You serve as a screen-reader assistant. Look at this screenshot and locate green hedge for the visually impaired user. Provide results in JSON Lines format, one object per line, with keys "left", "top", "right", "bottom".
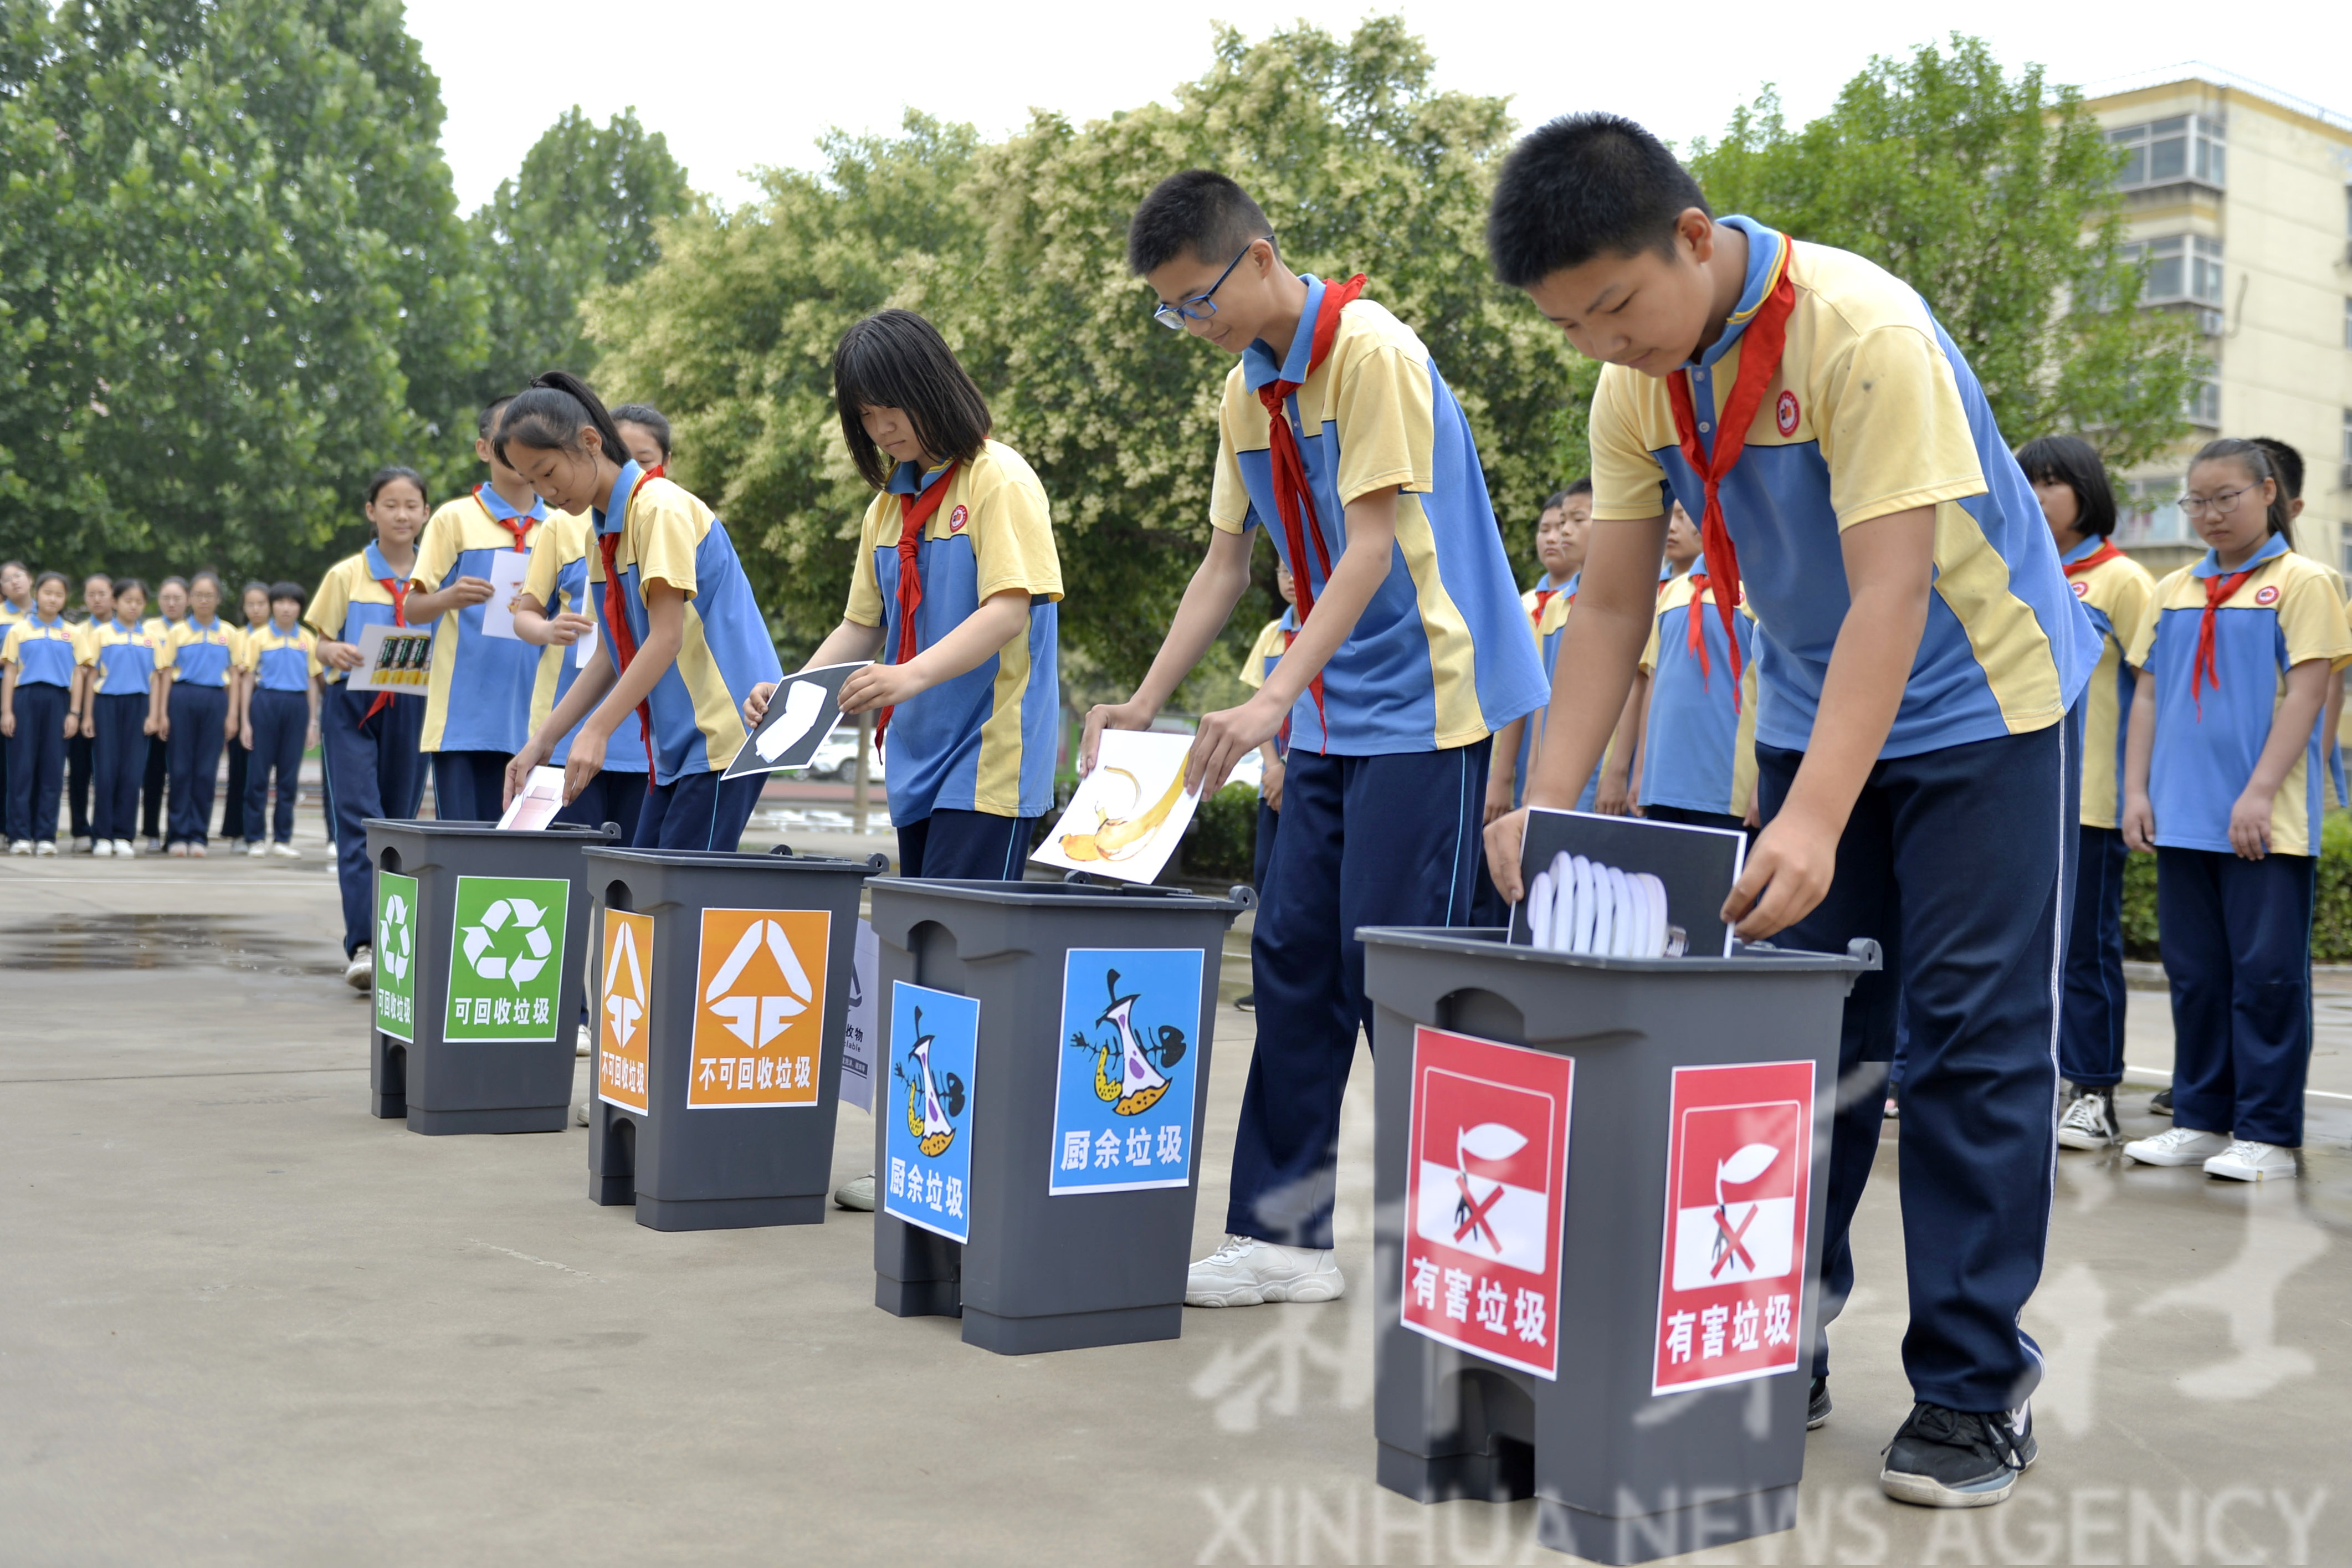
{"left": 1185, "top": 783, "right": 1260, "bottom": 884}
{"left": 2120, "top": 810, "right": 2352, "bottom": 962}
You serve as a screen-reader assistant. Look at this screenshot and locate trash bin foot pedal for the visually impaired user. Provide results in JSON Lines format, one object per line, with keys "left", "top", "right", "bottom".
{"left": 960, "top": 1303, "right": 1180, "bottom": 1356}
{"left": 406, "top": 1105, "right": 568, "bottom": 1135}
{"left": 875, "top": 1275, "right": 962, "bottom": 1318}
{"left": 1535, "top": 1483, "right": 1798, "bottom": 1566}
{"left": 369, "top": 1094, "right": 406, "bottom": 1120}
{"left": 634, "top": 1194, "right": 824, "bottom": 1231}
{"left": 1376, "top": 1439, "right": 1534, "bottom": 1505}
{"left": 590, "top": 1175, "right": 634, "bottom": 1207}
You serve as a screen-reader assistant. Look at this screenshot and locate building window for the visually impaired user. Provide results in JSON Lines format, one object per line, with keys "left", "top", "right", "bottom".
{"left": 2186, "top": 376, "right": 2221, "bottom": 428}
{"left": 2117, "top": 478, "right": 2194, "bottom": 547}
{"left": 2110, "top": 115, "right": 2227, "bottom": 191}
{"left": 2121, "top": 235, "right": 2224, "bottom": 306}
{"left": 2344, "top": 296, "right": 2352, "bottom": 350}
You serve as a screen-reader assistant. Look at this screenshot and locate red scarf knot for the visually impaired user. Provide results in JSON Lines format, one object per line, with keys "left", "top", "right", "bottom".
{"left": 599, "top": 469, "right": 657, "bottom": 757}
{"left": 2190, "top": 566, "right": 2257, "bottom": 721}
{"left": 2064, "top": 540, "right": 2124, "bottom": 580}
{"left": 475, "top": 486, "right": 535, "bottom": 552}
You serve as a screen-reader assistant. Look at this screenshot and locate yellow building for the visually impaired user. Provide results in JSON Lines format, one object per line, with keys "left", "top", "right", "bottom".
{"left": 2082, "top": 66, "right": 2352, "bottom": 575}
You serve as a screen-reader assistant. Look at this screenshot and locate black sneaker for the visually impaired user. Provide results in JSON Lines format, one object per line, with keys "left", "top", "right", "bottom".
{"left": 1880, "top": 1402, "right": 2035, "bottom": 1508}
{"left": 2150, "top": 1087, "right": 2174, "bottom": 1116}
{"left": 1807, "top": 1376, "right": 1831, "bottom": 1430}
{"left": 1234, "top": 992, "right": 1255, "bottom": 1012}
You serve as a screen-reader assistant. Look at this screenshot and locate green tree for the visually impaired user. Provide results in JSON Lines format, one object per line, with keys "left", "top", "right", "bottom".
{"left": 468, "top": 107, "right": 693, "bottom": 411}
{"left": 1685, "top": 35, "right": 2196, "bottom": 469}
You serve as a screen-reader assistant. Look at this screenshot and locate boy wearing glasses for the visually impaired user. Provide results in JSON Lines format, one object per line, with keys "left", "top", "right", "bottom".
{"left": 1083, "top": 171, "right": 1546, "bottom": 1308}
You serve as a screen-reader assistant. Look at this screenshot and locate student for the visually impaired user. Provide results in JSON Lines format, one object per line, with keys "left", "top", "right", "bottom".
{"left": 2248, "top": 438, "right": 2339, "bottom": 802}
{"left": 219, "top": 581, "right": 271, "bottom": 849}
{"left": 500, "top": 372, "right": 782, "bottom": 849}
{"left": 0, "top": 560, "right": 29, "bottom": 818}
{"left": 1490, "top": 484, "right": 1596, "bottom": 819}
{"left": 1520, "top": 481, "right": 1588, "bottom": 622}
{"left": 1634, "top": 542, "right": 1759, "bottom": 833}
{"left": 1090, "top": 172, "right": 1546, "bottom": 1309}
{"left": 742, "top": 310, "right": 1060, "bottom": 877}
{"left": 613, "top": 404, "right": 673, "bottom": 475}
{"left": 1663, "top": 499, "right": 1702, "bottom": 577}
{"left": 239, "top": 583, "right": 320, "bottom": 861}
{"left": 2119, "top": 439, "right": 2347, "bottom": 1182}
{"left": 138, "top": 576, "right": 188, "bottom": 850}
{"left": 77, "top": 578, "right": 163, "bottom": 857}
{"left": 156, "top": 572, "right": 240, "bottom": 856}
{"left": 65, "top": 572, "right": 112, "bottom": 851}
{"left": 1483, "top": 115, "right": 2094, "bottom": 1507}
{"left": 401, "top": 402, "right": 552, "bottom": 821}
{"left": 3, "top": 571, "right": 78, "bottom": 854}
{"left": 308, "top": 468, "right": 432, "bottom": 986}
{"left": 2012, "top": 435, "right": 2156, "bottom": 1149}
{"left": 1238, "top": 559, "right": 1299, "bottom": 904}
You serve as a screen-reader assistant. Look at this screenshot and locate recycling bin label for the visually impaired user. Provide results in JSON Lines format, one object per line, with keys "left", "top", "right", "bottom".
{"left": 1651, "top": 1059, "right": 1815, "bottom": 1396}
{"left": 443, "top": 874, "right": 570, "bottom": 1043}
{"left": 1048, "top": 947, "right": 1202, "bottom": 1196}
{"left": 1401, "top": 1026, "right": 1574, "bottom": 1380}
{"left": 688, "top": 908, "right": 831, "bottom": 1109}
{"left": 373, "top": 870, "right": 418, "bottom": 1042}
{"left": 598, "top": 909, "right": 654, "bottom": 1114}
{"left": 883, "top": 982, "right": 977, "bottom": 1243}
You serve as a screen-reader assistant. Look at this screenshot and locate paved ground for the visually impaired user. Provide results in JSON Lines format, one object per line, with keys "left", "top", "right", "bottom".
{"left": 3, "top": 847, "right": 2348, "bottom": 1566}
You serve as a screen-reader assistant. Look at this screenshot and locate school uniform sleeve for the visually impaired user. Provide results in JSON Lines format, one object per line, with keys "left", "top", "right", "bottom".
{"left": 522, "top": 526, "right": 563, "bottom": 609}
{"left": 1, "top": 624, "right": 22, "bottom": 665}
{"left": 305, "top": 561, "right": 352, "bottom": 644}
{"left": 843, "top": 496, "right": 888, "bottom": 627}
{"left": 2279, "top": 569, "right": 2352, "bottom": 669}
{"left": 408, "top": 504, "right": 466, "bottom": 594}
{"left": 1589, "top": 370, "right": 1673, "bottom": 522}
{"left": 1239, "top": 618, "right": 1282, "bottom": 691}
{"left": 2125, "top": 571, "right": 2180, "bottom": 671}
{"left": 1329, "top": 334, "right": 1434, "bottom": 505}
{"left": 301, "top": 630, "right": 324, "bottom": 679}
{"left": 971, "top": 467, "right": 1062, "bottom": 604}
{"left": 2112, "top": 563, "right": 2156, "bottom": 672}
{"left": 633, "top": 490, "right": 704, "bottom": 598}
{"left": 73, "top": 623, "right": 98, "bottom": 667}
{"left": 1816, "top": 325, "right": 1986, "bottom": 530}
{"left": 1208, "top": 379, "right": 1259, "bottom": 536}
{"left": 155, "top": 632, "right": 177, "bottom": 674}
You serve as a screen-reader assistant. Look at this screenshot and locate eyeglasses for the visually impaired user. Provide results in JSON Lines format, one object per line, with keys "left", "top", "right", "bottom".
{"left": 2177, "top": 484, "right": 2257, "bottom": 517}
{"left": 1151, "top": 237, "right": 1274, "bottom": 331}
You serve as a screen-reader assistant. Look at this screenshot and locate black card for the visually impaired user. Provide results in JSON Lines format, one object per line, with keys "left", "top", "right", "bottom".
{"left": 723, "top": 661, "right": 865, "bottom": 780}
{"left": 1510, "top": 809, "right": 1748, "bottom": 959}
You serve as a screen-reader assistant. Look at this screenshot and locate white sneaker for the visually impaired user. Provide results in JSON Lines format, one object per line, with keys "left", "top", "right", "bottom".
{"left": 835, "top": 1172, "right": 876, "bottom": 1211}
{"left": 344, "top": 947, "right": 372, "bottom": 992}
{"left": 575, "top": 1098, "right": 592, "bottom": 1128}
{"left": 34, "top": 840, "right": 56, "bottom": 857}
{"left": 71, "top": 835, "right": 93, "bottom": 853}
{"left": 270, "top": 841, "right": 300, "bottom": 859}
{"left": 7, "top": 840, "right": 28, "bottom": 856}
{"left": 112, "top": 838, "right": 135, "bottom": 857}
{"left": 247, "top": 841, "right": 268, "bottom": 858}
{"left": 91, "top": 838, "right": 113, "bottom": 858}
{"left": 1185, "top": 1234, "right": 1346, "bottom": 1307}
{"left": 2122, "top": 1126, "right": 2231, "bottom": 1167}
{"left": 577, "top": 1024, "right": 593, "bottom": 1059}
{"left": 2204, "top": 1139, "right": 2296, "bottom": 1182}
{"left": 2056, "top": 1089, "right": 2118, "bottom": 1150}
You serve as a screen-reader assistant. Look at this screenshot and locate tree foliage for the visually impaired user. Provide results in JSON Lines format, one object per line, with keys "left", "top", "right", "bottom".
{"left": 1685, "top": 35, "right": 2197, "bottom": 470}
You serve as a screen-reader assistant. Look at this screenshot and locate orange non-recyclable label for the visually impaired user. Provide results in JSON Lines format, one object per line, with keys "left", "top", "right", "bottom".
{"left": 689, "top": 907, "right": 831, "bottom": 1109}
{"left": 598, "top": 909, "right": 655, "bottom": 1115}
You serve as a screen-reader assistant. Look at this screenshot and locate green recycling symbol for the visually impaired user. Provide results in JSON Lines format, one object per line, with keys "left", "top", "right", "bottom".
{"left": 380, "top": 892, "right": 413, "bottom": 982}
{"left": 444, "top": 874, "right": 570, "bottom": 1043}
{"left": 463, "top": 895, "right": 555, "bottom": 987}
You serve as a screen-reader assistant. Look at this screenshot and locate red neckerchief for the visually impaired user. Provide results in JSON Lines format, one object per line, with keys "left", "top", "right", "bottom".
{"left": 1683, "top": 571, "right": 1719, "bottom": 686}
{"left": 2190, "top": 564, "right": 2258, "bottom": 721}
{"left": 2064, "top": 540, "right": 2124, "bottom": 578}
{"left": 1274, "top": 622, "right": 1298, "bottom": 756}
{"left": 1664, "top": 236, "right": 1796, "bottom": 713}
{"left": 875, "top": 463, "right": 962, "bottom": 745}
{"left": 475, "top": 485, "right": 534, "bottom": 551}
{"left": 645, "top": 464, "right": 665, "bottom": 480}
{"left": 361, "top": 569, "right": 412, "bottom": 722}
{"left": 598, "top": 468, "right": 658, "bottom": 756}
{"left": 1259, "top": 274, "right": 1368, "bottom": 753}
{"left": 1531, "top": 586, "right": 1557, "bottom": 629}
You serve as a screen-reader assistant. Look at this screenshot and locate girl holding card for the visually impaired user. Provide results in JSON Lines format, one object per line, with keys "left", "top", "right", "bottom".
{"left": 508, "top": 499, "right": 653, "bottom": 834}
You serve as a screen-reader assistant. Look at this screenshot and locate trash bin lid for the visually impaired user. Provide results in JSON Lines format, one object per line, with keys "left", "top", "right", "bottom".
{"left": 362, "top": 817, "right": 618, "bottom": 843}
{"left": 1356, "top": 925, "right": 1880, "bottom": 976}
{"left": 585, "top": 845, "right": 883, "bottom": 873}
{"left": 867, "top": 875, "right": 1254, "bottom": 916}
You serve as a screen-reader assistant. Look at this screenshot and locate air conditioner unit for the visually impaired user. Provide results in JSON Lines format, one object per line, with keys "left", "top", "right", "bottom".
{"left": 2194, "top": 308, "right": 2225, "bottom": 336}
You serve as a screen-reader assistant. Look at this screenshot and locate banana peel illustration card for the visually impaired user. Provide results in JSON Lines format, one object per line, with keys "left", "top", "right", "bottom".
{"left": 1030, "top": 730, "right": 1203, "bottom": 885}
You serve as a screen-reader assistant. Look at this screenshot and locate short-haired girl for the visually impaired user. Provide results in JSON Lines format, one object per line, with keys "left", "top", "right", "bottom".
{"left": 3, "top": 572, "right": 78, "bottom": 854}
{"left": 78, "top": 578, "right": 162, "bottom": 856}
{"left": 239, "top": 583, "right": 320, "bottom": 862}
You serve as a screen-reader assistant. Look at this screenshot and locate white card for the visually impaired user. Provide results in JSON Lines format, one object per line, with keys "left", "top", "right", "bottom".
{"left": 574, "top": 616, "right": 598, "bottom": 669}
{"left": 478, "top": 551, "right": 534, "bottom": 642}
{"left": 496, "top": 765, "right": 567, "bottom": 832}
{"left": 1029, "top": 730, "right": 1205, "bottom": 885}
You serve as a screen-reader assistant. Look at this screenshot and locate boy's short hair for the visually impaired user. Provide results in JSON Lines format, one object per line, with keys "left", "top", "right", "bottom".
{"left": 2013, "top": 434, "right": 2119, "bottom": 539}
{"left": 1127, "top": 171, "right": 1274, "bottom": 276}
{"left": 2249, "top": 437, "right": 2304, "bottom": 501}
{"left": 1562, "top": 475, "right": 1594, "bottom": 499}
{"left": 1487, "top": 114, "right": 1711, "bottom": 288}
{"left": 268, "top": 581, "right": 305, "bottom": 607}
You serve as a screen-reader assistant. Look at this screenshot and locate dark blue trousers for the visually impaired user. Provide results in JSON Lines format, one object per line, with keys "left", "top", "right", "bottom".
{"left": 321, "top": 684, "right": 426, "bottom": 956}
{"left": 2061, "top": 825, "right": 2130, "bottom": 1087}
{"left": 5, "top": 683, "right": 68, "bottom": 843}
{"left": 1251, "top": 798, "right": 1280, "bottom": 895}
{"left": 554, "top": 767, "right": 650, "bottom": 837}
{"left": 1757, "top": 719, "right": 2073, "bottom": 1414}
{"left": 1229, "top": 740, "right": 1491, "bottom": 1249}
{"left": 141, "top": 716, "right": 166, "bottom": 839}
{"left": 2156, "top": 847, "right": 2313, "bottom": 1147}
{"left": 91, "top": 692, "right": 150, "bottom": 841}
{"left": 634, "top": 768, "right": 764, "bottom": 852}
{"left": 67, "top": 730, "right": 94, "bottom": 839}
{"left": 165, "top": 684, "right": 229, "bottom": 846}
{"left": 895, "top": 806, "right": 1033, "bottom": 878}
{"left": 221, "top": 735, "right": 250, "bottom": 840}
{"left": 430, "top": 748, "right": 510, "bottom": 823}
{"left": 244, "top": 688, "right": 309, "bottom": 845}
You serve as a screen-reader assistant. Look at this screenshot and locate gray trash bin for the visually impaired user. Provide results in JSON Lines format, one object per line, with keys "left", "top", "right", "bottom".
{"left": 365, "top": 818, "right": 619, "bottom": 1135}
{"left": 1360, "top": 925, "right": 1877, "bottom": 1565}
{"left": 581, "top": 844, "right": 885, "bottom": 1231}
{"left": 867, "top": 875, "right": 1253, "bottom": 1355}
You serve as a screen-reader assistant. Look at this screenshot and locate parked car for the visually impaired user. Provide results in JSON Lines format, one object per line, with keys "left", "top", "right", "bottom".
{"left": 808, "top": 729, "right": 884, "bottom": 783}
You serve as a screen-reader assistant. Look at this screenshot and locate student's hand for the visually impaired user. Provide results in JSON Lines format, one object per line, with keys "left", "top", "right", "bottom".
{"left": 505, "top": 734, "right": 555, "bottom": 808}
{"left": 64, "top": 709, "right": 78, "bottom": 739}
{"left": 839, "top": 661, "right": 930, "bottom": 717}
{"left": 307, "top": 720, "right": 320, "bottom": 749}
{"left": 318, "top": 640, "right": 363, "bottom": 672}
{"left": 151, "top": 712, "right": 167, "bottom": 740}
{"left": 223, "top": 710, "right": 237, "bottom": 740}
{"left": 239, "top": 723, "right": 254, "bottom": 751}
{"left": 1721, "top": 808, "right": 1839, "bottom": 941}
{"left": 544, "top": 612, "right": 593, "bottom": 648}
{"left": 1482, "top": 767, "right": 1513, "bottom": 827}
{"left": 1080, "top": 698, "right": 1156, "bottom": 775}
{"left": 2228, "top": 786, "right": 2275, "bottom": 860}
{"left": 742, "top": 681, "right": 778, "bottom": 728}
{"left": 1595, "top": 771, "right": 1631, "bottom": 816}
{"left": 79, "top": 709, "right": 94, "bottom": 739}
{"left": 0, "top": 710, "right": 12, "bottom": 739}
{"left": 1263, "top": 757, "right": 1285, "bottom": 814}
{"left": 562, "top": 725, "right": 607, "bottom": 806}
{"left": 1744, "top": 798, "right": 1762, "bottom": 829}
{"left": 1484, "top": 807, "right": 1531, "bottom": 901}
{"left": 2121, "top": 794, "right": 2156, "bottom": 854}
{"left": 1186, "top": 693, "right": 1283, "bottom": 797}
{"left": 444, "top": 576, "right": 497, "bottom": 608}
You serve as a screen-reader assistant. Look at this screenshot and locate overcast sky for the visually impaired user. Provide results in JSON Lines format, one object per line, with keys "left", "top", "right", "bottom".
{"left": 404, "top": 1, "right": 2352, "bottom": 213}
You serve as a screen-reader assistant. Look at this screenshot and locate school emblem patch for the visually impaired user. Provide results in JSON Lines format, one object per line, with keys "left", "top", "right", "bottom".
{"left": 948, "top": 504, "right": 969, "bottom": 534}
{"left": 2255, "top": 585, "right": 2280, "bottom": 606}
{"left": 2072, "top": 580, "right": 2090, "bottom": 598}
{"left": 1774, "top": 391, "right": 1800, "bottom": 437}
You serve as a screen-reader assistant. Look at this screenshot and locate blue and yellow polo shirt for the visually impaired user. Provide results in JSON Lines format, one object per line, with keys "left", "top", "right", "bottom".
{"left": 158, "top": 617, "right": 238, "bottom": 689}
{"left": 2, "top": 615, "right": 79, "bottom": 686}
{"left": 844, "top": 441, "right": 1061, "bottom": 821}
{"left": 2127, "top": 533, "right": 2352, "bottom": 858}
{"left": 1211, "top": 276, "right": 1547, "bottom": 757}
{"left": 1520, "top": 589, "right": 1602, "bottom": 813}
{"left": 1638, "top": 556, "right": 1760, "bottom": 818}
{"left": 413, "top": 487, "right": 550, "bottom": 752}
{"left": 521, "top": 510, "right": 649, "bottom": 773}
{"left": 307, "top": 543, "right": 415, "bottom": 690}
{"left": 2061, "top": 537, "right": 2158, "bottom": 830}
{"left": 0, "top": 599, "right": 27, "bottom": 632}
{"left": 240, "top": 622, "right": 321, "bottom": 693}
{"left": 589, "top": 460, "right": 783, "bottom": 786}
{"left": 77, "top": 617, "right": 162, "bottom": 696}
{"left": 1240, "top": 610, "right": 1296, "bottom": 693}
{"left": 1591, "top": 217, "right": 2095, "bottom": 760}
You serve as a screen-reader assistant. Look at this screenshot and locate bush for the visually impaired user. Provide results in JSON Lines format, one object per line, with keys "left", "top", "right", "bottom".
{"left": 2119, "top": 811, "right": 2352, "bottom": 963}
{"left": 1185, "top": 783, "right": 1260, "bottom": 884}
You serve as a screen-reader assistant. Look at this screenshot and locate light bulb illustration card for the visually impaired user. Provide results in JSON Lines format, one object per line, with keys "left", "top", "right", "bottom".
{"left": 1029, "top": 730, "right": 1203, "bottom": 885}
{"left": 1511, "top": 810, "right": 1746, "bottom": 959}
{"left": 724, "top": 662, "right": 866, "bottom": 779}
